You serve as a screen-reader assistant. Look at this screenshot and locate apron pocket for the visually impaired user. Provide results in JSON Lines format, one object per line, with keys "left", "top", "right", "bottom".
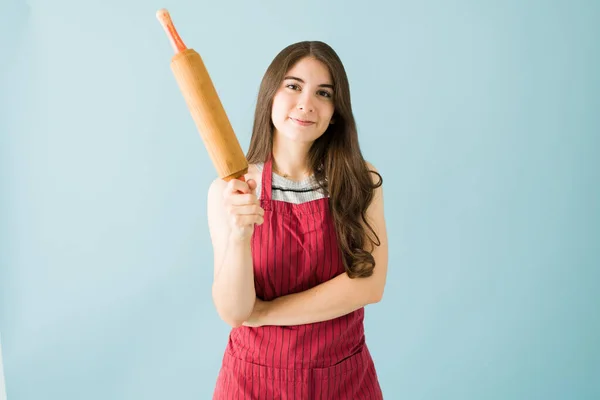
{"left": 222, "top": 351, "right": 310, "bottom": 383}
{"left": 311, "top": 347, "right": 368, "bottom": 380}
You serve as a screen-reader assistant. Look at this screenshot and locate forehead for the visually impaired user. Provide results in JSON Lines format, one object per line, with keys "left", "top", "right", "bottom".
{"left": 286, "top": 57, "right": 332, "bottom": 83}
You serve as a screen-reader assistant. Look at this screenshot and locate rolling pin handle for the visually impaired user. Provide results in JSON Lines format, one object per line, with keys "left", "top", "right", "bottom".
{"left": 156, "top": 8, "right": 187, "bottom": 54}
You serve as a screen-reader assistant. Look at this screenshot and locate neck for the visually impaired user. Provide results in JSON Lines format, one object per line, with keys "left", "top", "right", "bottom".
{"left": 271, "top": 133, "right": 312, "bottom": 181}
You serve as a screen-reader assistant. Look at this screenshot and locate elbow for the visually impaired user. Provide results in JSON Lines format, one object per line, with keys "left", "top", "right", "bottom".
{"left": 212, "top": 287, "right": 254, "bottom": 328}
{"left": 222, "top": 316, "right": 246, "bottom": 329}
{"left": 216, "top": 308, "right": 252, "bottom": 328}
{"left": 368, "top": 285, "right": 385, "bottom": 304}
{"left": 367, "top": 272, "right": 387, "bottom": 304}
{"left": 369, "top": 292, "right": 383, "bottom": 304}
{"left": 371, "top": 291, "right": 383, "bottom": 304}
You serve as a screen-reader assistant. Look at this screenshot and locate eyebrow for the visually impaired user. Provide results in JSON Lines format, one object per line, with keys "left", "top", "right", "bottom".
{"left": 284, "top": 76, "right": 334, "bottom": 90}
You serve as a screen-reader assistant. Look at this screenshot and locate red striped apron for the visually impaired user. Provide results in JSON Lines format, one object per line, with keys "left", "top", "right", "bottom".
{"left": 213, "top": 158, "right": 383, "bottom": 399}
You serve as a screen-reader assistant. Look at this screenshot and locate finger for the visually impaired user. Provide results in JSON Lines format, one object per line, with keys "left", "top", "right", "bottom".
{"left": 230, "top": 204, "right": 264, "bottom": 216}
{"left": 232, "top": 214, "right": 264, "bottom": 227}
{"left": 227, "top": 193, "right": 259, "bottom": 206}
{"left": 246, "top": 179, "right": 258, "bottom": 193}
{"left": 224, "top": 179, "right": 251, "bottom": 195}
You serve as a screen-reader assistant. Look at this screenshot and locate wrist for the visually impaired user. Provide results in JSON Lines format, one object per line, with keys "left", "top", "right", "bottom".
{"left": 228, "top": 231, "right": 252, "bottom": 244}
{"left": 254, "top": 298, "right": 272, "bottom": 326}
{"left": 259, "top": 300, "right": 270, "bottom": 323}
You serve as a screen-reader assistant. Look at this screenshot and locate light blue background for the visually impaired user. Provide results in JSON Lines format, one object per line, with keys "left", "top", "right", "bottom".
{"left": 1, "top": 0, "right": 599, "bottom": 399}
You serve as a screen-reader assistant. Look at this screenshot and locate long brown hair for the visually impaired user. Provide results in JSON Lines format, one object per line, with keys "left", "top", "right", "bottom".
{"left": 246, "top": 41, "right": 382, "bottom": 278}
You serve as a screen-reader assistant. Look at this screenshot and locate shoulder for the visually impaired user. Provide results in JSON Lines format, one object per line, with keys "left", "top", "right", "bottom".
{"left": 365, "top": 160, "right": 378, "bottom": 173}
{"left": 363, "top": 161, "right": 384, "bottom": 208}
{"left": 207, "top": 174, "right": 227, "bottom": 203}
{"left": 246, "top": 163, "right": 262, "bottom": 182}
{"left": 364, "top": 160, "right": 383, "bottom": 187}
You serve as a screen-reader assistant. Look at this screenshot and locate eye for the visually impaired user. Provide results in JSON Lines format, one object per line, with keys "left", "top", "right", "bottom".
{"left": 318, "top": 90, "right": 333, "bottom": 98}
{"left": 286, "top": 83, "right": 301, "bottom": 91}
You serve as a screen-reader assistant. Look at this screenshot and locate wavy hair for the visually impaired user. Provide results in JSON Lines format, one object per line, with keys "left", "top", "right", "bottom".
{"left": 246, "top": 41, "right": 382, "bottom": 278}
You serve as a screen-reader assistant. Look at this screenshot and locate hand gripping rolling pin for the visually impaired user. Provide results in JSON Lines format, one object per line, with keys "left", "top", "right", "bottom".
{"left": 156, "top": 9, "right": 248, "bottom": 182}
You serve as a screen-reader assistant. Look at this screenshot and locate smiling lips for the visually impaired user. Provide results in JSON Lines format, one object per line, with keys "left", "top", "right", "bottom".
{"left": 290, "top": 117, "right": 315, "bottom": 127}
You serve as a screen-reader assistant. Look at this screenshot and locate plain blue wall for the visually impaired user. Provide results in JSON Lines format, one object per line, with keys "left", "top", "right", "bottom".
{"left": 1, "top": 0, "right": 599, "bottom": 399}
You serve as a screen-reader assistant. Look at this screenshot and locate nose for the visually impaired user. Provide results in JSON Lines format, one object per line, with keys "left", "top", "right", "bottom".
{"left": 296, "top": 92, "right": 315, "bottom": 113}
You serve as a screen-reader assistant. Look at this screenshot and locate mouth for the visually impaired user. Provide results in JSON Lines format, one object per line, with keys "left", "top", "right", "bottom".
{"left": 290, "top": 117, "right": 316, "bottom": 127}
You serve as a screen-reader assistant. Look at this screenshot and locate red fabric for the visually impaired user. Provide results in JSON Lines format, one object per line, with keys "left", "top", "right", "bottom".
{"left": 213, "top": 158, "right": 383, "bottom": 399}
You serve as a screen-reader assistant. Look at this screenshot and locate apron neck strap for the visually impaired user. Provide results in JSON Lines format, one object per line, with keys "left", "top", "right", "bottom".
{"left": 261, "top": 156, "right": 273, "bottom": 201}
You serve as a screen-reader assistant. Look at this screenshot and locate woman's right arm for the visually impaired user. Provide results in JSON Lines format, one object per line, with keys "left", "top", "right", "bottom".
{"left": 207, "top": 177, "right": 264, "bottom": 328}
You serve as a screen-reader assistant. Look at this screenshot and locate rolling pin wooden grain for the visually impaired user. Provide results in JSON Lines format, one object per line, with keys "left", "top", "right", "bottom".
{"left": 156, "top": 9, "right": 248, "bottom": 182}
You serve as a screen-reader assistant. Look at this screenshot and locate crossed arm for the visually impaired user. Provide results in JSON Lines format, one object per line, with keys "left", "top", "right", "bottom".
{"left": 243, "top": 164, "right": 388, "bottom": 327}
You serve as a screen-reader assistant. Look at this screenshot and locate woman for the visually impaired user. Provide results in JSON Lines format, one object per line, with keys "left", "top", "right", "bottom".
{"left": 207, "top": 40, "right": 388, "bottom": 399}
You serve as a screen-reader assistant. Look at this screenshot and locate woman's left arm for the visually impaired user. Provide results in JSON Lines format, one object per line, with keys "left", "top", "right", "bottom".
{"left": 244, "top": 163, "right": 388, "bottom": 327}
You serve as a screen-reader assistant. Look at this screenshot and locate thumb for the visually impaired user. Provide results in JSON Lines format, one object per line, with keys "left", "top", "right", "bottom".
{"left": 246, "top": 179, "right": 258, "bottom": 193}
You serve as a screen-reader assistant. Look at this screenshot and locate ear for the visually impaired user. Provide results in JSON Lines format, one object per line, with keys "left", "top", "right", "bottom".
{"left": 329, "top": 117, "right": 336, "bottom": 125}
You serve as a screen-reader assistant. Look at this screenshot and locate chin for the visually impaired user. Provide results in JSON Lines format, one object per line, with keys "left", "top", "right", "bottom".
{"left": 273, "top": 122, "right": 326, "bottom": 144}
{"left": 276, "top": 129, "right": 324, "bottom": 144}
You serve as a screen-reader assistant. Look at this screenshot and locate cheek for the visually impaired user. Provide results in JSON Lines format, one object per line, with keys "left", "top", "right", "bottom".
{"left": 322, "top": 105, "right": 335, "bottom": 123}
{"left": 271, "top": 96, "right": 290, "bottom": 120}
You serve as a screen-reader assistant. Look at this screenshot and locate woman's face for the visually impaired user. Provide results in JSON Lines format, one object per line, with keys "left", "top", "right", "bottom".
{"left": 271, "top": 57, "right": 336, "bottom": 145}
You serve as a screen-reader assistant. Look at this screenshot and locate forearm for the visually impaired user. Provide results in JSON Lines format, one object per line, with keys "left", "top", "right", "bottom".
{"left": 259, "top": 272, "right": 381, "bottom": 326}
{"left": 245, "top": 162, "right": 388, "bottom": 328}
{"left": 212, "top": 234, "right": 256, "bottom": 326}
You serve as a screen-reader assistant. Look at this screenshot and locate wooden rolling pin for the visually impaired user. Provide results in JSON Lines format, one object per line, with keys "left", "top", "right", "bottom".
{"left": 156, "top": 8, "right": 248, "bottom": 181}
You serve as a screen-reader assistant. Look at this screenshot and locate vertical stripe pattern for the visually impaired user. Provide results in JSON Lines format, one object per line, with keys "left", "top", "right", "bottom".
{"left": 213, "top": 158, "right": 383, "bottom": 399}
